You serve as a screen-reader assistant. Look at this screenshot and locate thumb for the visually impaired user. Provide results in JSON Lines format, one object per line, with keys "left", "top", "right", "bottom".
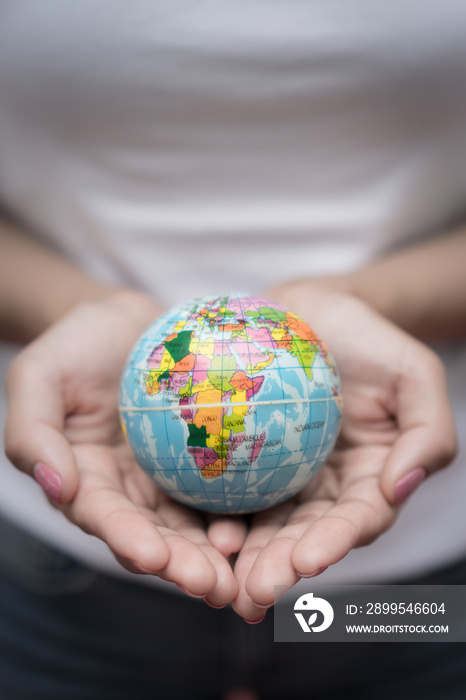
{"left": 5, "top": 350, "right": 79, "bottom": 505}
{"left": 381, "top": 348, "right": 457, "bottom": 506}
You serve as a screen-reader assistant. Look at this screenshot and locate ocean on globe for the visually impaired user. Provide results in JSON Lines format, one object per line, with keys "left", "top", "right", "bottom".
{"left": 119, "top": 293, "right": 342, "bottom": 514}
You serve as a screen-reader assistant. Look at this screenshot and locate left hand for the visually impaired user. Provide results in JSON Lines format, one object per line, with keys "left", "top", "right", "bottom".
{"left": 231, "top": 282, "right": 457, "bottom": 622}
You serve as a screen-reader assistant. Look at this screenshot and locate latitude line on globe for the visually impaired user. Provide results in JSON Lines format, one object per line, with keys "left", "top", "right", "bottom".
{"left": 119, "top": 396, "right": 338, "bottom": 412}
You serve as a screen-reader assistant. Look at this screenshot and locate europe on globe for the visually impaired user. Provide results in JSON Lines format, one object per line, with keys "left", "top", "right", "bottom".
{"left": 119, "top": 293, "right": 342, "bottom": 514}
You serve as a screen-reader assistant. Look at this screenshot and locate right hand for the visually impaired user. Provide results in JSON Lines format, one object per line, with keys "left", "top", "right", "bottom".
{"left": 5, "top": 291, "right": 246, "bottom": 606}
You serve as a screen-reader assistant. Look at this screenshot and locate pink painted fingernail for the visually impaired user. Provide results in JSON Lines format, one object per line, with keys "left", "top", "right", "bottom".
{"left": 33, "top": 463, "right": 62, "bottom": 504}
{"left": 298, "top": 566, "right": 328, "bottom": 579}
{"left": 394, "top": 468, "right": 426, "bottom": 506}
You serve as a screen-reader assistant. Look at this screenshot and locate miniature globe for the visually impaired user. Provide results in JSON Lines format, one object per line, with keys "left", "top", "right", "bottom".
{"left": 119, "top": 293, "right": 341, "bottom": 514}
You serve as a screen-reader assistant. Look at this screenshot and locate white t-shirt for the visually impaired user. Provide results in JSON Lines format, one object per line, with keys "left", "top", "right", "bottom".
{"left": 1, "top": 0, "right": 466, "bottom": 587}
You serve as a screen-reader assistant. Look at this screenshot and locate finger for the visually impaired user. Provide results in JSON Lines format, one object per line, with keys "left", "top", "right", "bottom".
{"left": 5, "top": 350, "right": 79, "bottom": 503}
{"left": 381, "top": 348, "right": 457, "bottom": 505}
{"left": 151, "top": 529, "right": 219, "bottom": 597}
{"left": 65, "top": 476, "right": 228, "bottom": 598}
{"left": 245, "top": 538, "right": 301, "bottom": 607}
{"left": 156, "top": 503, "right": 238, "bottom": 605}
{"left": 244, "top": 525, "right": 324, "bottom": 610}
{"left": 207, "top": 515, "right": 248, "bottom": 556}
{"left": 119, "top": 529, "right": 220, "bottom": 599}
{"left": 62, "top": 470, "right": 172, "bottom": 574}
{"left": 231, "top": 503, "right": 293, "bottom": 621}
{"left": 232, "top": 544, "right": 270, "bottom": 623}
{"left": 64, "top": 453, "right": 228, "bottom": 598}
{"left": 200, "top": 548, "right": 239, "bottom": 608}
{"left": 291, "top": 481, "right": 395, "bottom": 577}
{"left": 239, "top": 497, "right": 333, "bottom": 613}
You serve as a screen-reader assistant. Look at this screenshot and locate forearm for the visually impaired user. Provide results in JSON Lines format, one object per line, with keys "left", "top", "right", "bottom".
{"left": 274, "top": 226, "right": 466, "bottom": 343}
{"left": 343, "top": 226, "right": 466, "bottom": 342}
{"left": 0, "top": 216, "right": 119, "bottom": 343}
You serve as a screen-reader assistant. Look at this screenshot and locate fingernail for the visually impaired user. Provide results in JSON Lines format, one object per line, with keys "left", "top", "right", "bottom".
{"left": 131, "top": 562, "right": 158, "bottom": 574}
{"left": 204, "top": 599, "right": 227, "bottom": 609}
{"left": 245, "top": 615, "right": 266, "bottom": 625}
{"left": 254, "top": 601, "right": 274, "bottom": 609}
{"left": 176, "top": 584, "right": 206, "bottom": 599}
{"left": 394, "top": 468, "right": 426, "bottom": 506}
{"left": 33, "top": 463, "right": 62, "bottom": 504}
{"left": 298, "top": 566, "right": 328, "bottom": 579}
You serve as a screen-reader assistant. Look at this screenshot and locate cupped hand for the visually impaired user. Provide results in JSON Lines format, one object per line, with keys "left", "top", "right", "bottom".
{"left": 5, "top": 291, "right": 245, "bottom": 605}
{"left": 231, "top": 281, "right": 457, "bottom": 622}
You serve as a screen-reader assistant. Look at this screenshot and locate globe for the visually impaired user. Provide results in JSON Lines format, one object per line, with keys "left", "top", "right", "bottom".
{"left": 119, "top": 293, "right": 342, "bottom": 514}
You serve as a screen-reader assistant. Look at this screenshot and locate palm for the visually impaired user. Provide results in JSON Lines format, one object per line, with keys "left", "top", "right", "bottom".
{"left": 231, "top": 285, "right": 455, "bottom": 621}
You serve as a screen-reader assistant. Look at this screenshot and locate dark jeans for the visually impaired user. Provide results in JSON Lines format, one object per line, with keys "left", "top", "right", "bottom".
{"left": 1, "top": 513, "right": 466, "bottom": 700}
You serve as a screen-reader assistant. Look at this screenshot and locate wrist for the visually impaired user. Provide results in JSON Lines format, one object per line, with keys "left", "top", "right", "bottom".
{"left": 14, "top": 277, "right": 121, "bottom": 344}
{"left": 0, "top": 218, "right": 129, "bottom": 343}
{"left": 100, "top": 289, "right": 166, "bottom": 333}
{"left": 265, "top": 276, "right": 368, "bottom": 340}
{"left": 267, "top": 270, "right": 424, "bottom": 339}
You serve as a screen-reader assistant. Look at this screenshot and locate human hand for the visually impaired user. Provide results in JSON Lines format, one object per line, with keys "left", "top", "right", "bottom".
{"left": 5, "top": 292, "right": 245, "bottom": 605}
{"left": 231, "top": 281, "right": 457, "bottom": 621}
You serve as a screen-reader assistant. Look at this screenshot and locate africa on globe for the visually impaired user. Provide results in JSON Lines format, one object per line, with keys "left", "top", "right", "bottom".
{"left": 119, "top": 293, "right": 342, "bottom": 514}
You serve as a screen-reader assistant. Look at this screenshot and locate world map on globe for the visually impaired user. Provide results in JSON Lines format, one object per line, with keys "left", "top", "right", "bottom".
{"left": 119, "top": 293, "right": 342, "bottom": 514}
